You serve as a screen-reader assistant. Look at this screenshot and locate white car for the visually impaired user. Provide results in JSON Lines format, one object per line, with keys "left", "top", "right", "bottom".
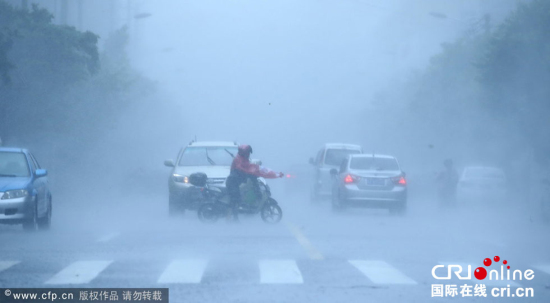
{"left": 164, "top": 141, "right": 238, "bottom": 215}
{"left": 457, "top": 166, "right": 507, "bottom": 204}
{"left": 309, "top": 143, "right": 363, "bottom": 202}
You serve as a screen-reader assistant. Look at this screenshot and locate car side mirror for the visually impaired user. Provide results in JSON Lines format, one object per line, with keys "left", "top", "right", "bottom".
{"left": 164, "top": 159, "right": 175, "bottom": 167}
{"left": 309, "top": 157, "right": 315, "bottom": 165}
{"left": 329, "top": 168, "right": 338, "bottom": 176}
{"left": 35, "top": 169, "right": 48, "bottom": 178}
{"left": 251, "top": 159, "right": 262, "bottom": 166}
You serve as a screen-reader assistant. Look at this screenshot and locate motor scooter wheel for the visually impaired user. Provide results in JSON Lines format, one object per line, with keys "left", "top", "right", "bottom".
{"left": 198, "top": 203, "right": 219, "bottom": 223}
{"left": 261, "top": 199, "right": 283, "bottom": 224}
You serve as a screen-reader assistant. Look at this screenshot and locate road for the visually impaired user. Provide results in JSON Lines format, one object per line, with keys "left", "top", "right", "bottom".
{"left": 1, "top": 185, "right": 549, "bottom": 303}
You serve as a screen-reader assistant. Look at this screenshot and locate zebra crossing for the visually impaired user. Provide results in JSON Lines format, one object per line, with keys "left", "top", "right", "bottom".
{"left": 45, "top": 261, "right": 114, "bottom": 285}
{"left": 0, "top": 261, "right": 19, "bottom": 272}
{"left": 259, "top": 260, "right": 303, "bottom": 284}
{"left": 1, "top": 259, "right": 549, "bottom": 286}
{"left": 349, "top": 260, "right": 417, "bottom": 285}
{"left": 157, "top": 259, "right": 208, "bottom": 284}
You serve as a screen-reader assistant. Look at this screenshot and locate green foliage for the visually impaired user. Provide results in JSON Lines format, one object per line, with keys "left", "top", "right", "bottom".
{"left": 0, "top": 2, "right": 99, "bottom": 86}
{"left": 0, "top": 1, "right": 154, "bottom": 151}
{"left": 366, "top": 0, "right": 550, "bottom": 168}
{"left": 0, "top": 30, "right": 14, "bottom": 83}
{"left": 478, "top": 0, "right": 550, "bottom": 155}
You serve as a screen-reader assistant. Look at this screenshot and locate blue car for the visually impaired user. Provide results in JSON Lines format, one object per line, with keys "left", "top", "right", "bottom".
{"left": 0, "top": 147, "right": 52, "bottom": 230}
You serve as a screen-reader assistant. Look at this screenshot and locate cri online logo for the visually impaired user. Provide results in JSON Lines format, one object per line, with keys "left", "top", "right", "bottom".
{"left": 432, "top": 256, "right": 535, "bottom": 281}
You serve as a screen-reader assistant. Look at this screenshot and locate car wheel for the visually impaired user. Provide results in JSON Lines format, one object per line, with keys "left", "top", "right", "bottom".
{"left": 38, "top": 197, "right": 52, "bottom": 230}
{"left": 169, "top": 192, "right": 185, "bottom": 216}
{"left": 22, "top": 203, "right": 38, "bottom": 231}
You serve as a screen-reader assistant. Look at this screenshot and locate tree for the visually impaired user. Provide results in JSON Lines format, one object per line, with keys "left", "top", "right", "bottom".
{"left": 478, "top": 0, "right": 550, "bottom": 161}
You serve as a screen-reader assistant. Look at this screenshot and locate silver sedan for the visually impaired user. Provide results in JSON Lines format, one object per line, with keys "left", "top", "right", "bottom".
{"left": 330, "top": 154, "right": 407, "bottom": 214}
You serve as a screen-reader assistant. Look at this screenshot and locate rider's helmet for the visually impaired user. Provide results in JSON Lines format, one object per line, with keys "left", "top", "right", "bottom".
{"left": 238, "top": 144, "right": 253, "bottom": 158}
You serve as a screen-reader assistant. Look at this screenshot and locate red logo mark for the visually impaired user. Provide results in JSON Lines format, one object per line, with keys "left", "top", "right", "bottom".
{"left": 475, "top": 256, "right": 510, "bottom": 280}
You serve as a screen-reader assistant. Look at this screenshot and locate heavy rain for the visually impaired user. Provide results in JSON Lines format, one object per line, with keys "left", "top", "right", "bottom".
{"left": 0, "top": 1, "right": 549, "bottom": 302}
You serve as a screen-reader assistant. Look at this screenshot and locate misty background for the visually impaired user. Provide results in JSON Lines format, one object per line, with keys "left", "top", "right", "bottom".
{"left": 1, "top": 0, "right": 548, "bottom": 218}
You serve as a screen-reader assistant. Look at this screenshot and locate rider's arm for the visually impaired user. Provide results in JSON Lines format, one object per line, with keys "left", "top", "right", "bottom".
{"left": 234, "top": 159, "right": 261, "bottom": 176}
{"left": 235, "top": 161, "right": 281, "bottom": 179}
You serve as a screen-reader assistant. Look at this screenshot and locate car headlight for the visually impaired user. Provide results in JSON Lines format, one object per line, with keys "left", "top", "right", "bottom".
{"left": 173, "top": 174, "right": 189, "bottom": 183}
{"left": 1, "top": 189, "right": 29, "bottom": 200}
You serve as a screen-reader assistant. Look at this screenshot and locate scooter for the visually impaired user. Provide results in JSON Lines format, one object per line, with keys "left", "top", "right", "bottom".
{"left": 191, "top": 172, "right": 283, "bottom": 224}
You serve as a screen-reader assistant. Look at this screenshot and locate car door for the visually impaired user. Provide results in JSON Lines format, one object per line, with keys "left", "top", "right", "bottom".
{"left": 29, "top": 153, "right": 47, "bottom": 216}
{"left": 313, "top": 149, "right": 324, "bottom": 191}
{"left": 319, "top": 149, "right": 339, "bottom": 195}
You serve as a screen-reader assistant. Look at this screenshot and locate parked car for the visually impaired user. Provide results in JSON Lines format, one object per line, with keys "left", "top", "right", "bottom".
{"left": 164, "top": 141, "right": 239, "bottom": 215}
{"left": 309, "top": 143, "right": 363, "bottom": 202}
{"left": 0, "top": 147, "right": 52, "bottom": 230}
{"left": 330, "top": 154, "right": 407, "bottom": 214}
{"left": 457, "top": 166, "right": 507, "bottom": 204}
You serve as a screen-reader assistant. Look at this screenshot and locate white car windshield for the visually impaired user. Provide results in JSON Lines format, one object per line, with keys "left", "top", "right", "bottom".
{"left": 0, "top": 152, "right": 30, "bottom": 177}
{"left": 324, "top": 149, "right": 361, "bottom": 166}
{"left": 178, "top": 147, "right": 237, "bottom": 166}
{"left": 350, "top": 157, "right": 399, "bottom": 171}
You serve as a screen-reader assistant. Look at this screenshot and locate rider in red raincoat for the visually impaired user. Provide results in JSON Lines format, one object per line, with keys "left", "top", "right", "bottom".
{"left": 226, "top": 145, "right": 283, "bottom": 218}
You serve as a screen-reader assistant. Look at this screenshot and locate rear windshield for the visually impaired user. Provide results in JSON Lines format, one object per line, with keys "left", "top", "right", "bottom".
{"left": 179, "top": 147, "right": 237, "bottom": 166}
{"left": 464, "top": 168, "right": 505, "bottom": 179}
{"left": 0, "top": 152, "right": 30, "bottom": 177}
{"left": 324, "top": 149, "right": 361, "bottom": 166}
{"left": 350, "top": 157, "right": 399, "bottom": 171}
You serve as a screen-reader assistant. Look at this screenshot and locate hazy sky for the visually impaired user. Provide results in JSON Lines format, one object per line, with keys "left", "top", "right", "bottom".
{"left": 126, "top": 0, "right": 518, "bottom": 168}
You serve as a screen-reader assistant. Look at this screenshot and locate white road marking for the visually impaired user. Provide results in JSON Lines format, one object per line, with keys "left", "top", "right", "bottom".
{"left": 45, "top": 261, "right": 113, "bottom": 285}
{"left": 534, "top": 265, "right": 550, "bottom": 275}
{"left": 259, "top": 260, "right": 303, "bottom": 284}
{"left": 0, "top": 261, "right": 19, "bottom": 272}
{"left": 439, "top": 262, "right": 520, "bottom": 287}
{"left": 96, "top": 232, "right": 120, "bottom": 243}
{"left": 157, "top": 259, "right": 208, "bottom": 284}
{"left": 349, "top": 260, "right": 417, "bottom": 285}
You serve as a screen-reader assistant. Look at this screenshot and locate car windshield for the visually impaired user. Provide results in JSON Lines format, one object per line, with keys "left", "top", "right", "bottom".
{"left": 465, "top": 168, "right": 505, "bottom": 179}
{"left": 350, "top": 157, "right": 400, "bottom": 171}
{"left": 178, "top": 147, "right": 237, "bottom": 166}
{"left": 324, "top": 149, "right": 361, "bottom": 166}
{"left": 0, "top": 152, "right": 30, "bottom": 177}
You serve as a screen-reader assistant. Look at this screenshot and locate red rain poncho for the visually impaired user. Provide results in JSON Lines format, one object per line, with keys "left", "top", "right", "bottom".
{"left": 230, "top": 145, "right": 280, "bottom": 179}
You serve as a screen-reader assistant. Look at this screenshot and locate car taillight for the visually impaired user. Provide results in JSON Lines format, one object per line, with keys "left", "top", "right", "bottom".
{"left": 344, "top": 174, "right": 359, "bottom": 183}
{"left": 391, "top": 175, "right": 406, "bottom": 186}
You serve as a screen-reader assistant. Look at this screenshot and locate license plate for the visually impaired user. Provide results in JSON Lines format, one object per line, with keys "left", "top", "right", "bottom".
{"left": 366, "top": 178, "right": 385, "bottom": 186}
